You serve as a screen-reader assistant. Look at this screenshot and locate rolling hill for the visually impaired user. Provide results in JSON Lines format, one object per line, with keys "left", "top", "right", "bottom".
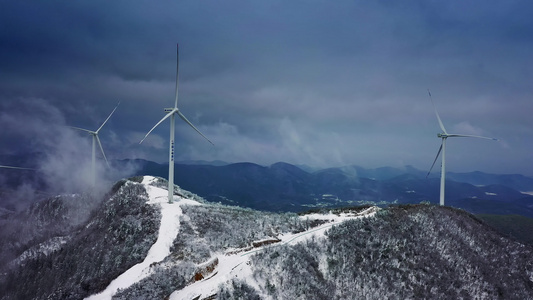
{"left": 1, "top": 177, "right": 532, "bottom": 299}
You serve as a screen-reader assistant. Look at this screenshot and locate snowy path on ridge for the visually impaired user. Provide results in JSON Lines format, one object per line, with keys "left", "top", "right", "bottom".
{"left": 170, "top": 206, "right": 378, "bottom": 300}
{"left": 86, "top": 176, "right": 198, "bottom": 300}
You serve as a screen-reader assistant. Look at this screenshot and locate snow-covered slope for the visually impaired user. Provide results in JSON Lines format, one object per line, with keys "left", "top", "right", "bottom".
{"left": 3, "top": 176, "right": 533, "bottom": 300}
{"left": 9, "top": 236, "right": 71, "bottom": 268}
{"left": 86, "top": 176, "right": 201, "bottom": 299}
{"left": 170, "top": 207, "right": 378, "bottom": 300}
{"left": 84, "top": 176, "right": 378, "bottom": 299}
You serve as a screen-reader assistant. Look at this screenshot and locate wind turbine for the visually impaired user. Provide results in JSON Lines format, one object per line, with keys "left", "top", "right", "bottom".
{"left": 140, "top": 44, "right": 213, "bottom": 204}
{"left": 0, "top": 165, "right": 34, "bottom": 170}
{"left": 426, "top": 90, "right": 497, "bottom": 206}
{"left": 71, "top": 102, "right": 120, "bottom": 187}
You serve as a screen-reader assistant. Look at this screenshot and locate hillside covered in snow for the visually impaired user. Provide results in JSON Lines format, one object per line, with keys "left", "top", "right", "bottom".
{"left": 1, "top": 176, "right": 533, "bottom": 299}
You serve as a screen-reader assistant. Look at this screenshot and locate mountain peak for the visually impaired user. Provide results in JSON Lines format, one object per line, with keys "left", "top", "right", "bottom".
{"left": 2, "top": 180, "right": 533, "bottom": 299}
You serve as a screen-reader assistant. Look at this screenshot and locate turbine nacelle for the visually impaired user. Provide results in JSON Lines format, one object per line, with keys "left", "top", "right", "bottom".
{"left": 437, "top": 133, "right": 447, "bottom": 138}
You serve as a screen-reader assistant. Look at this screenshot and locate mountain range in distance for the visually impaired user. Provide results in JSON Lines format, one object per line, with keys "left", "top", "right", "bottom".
{"left": 118, "top": 159, "right": 533, "bottom": 219}
{"left": 2, "top": 152, "right": 533, "bottom": 218}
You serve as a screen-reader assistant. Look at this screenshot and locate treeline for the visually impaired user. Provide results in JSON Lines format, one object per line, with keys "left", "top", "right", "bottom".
{"left": 113, "top": 202, "right": 533, "bottom": 299}
{"left": 0, "top": 192, "right": 103, "bottom": 269}
{"left": 113, "top": 261, "right": 196, "bottom": 300}
{"left": 115, "top": 203, "right": 312, "bottom": 299}
{"left": 244, "top": 204, "right": 533, "bottom": 299}
{"left": 173, "top": 203, "right": 310, "bottom": 261}
{"left": 4, "top": 176, "right": 533, "bottom": 300}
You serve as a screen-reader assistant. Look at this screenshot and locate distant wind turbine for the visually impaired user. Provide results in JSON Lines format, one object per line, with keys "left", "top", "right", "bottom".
{"left": 426, "top": 90, "right": 498, "bottom": 206}
{"left": 71, "top": 102, "right": 120, "bottom": 187}
{"left": 140, "top": 44, "right": 214, "bottom": 204}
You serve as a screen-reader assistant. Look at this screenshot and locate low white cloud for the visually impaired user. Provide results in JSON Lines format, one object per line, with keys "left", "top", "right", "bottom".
{"left": 0, "top": 98, "right": 134, "bottom": 200}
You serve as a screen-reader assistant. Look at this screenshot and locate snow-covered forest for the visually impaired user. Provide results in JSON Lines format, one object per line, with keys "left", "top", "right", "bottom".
{"left": 0, "top": 176, "right": 532, "bottom": 299}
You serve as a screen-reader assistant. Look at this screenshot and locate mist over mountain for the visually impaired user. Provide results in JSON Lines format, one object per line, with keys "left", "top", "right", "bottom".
{"left": 1, "top": 177, "right": 532, "bottom": 299}
{"left": 0, "top": 179, "right": 161, "bottom": 299}
{"left": 0, "top": 151, "right": 140, "bottom": 212}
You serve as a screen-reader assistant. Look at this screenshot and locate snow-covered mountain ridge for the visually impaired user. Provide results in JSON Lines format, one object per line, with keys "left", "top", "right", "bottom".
{"left": 1, "top": 176, "right": 533, "bottom": 299}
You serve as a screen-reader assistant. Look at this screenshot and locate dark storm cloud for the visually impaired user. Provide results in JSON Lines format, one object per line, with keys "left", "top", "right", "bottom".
{"left": 1, "top": 0, "right": 533, "bottom": 177}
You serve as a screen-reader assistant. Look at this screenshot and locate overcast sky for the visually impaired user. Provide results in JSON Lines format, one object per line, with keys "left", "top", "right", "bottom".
{"left": 1, "top": 0, "right": 532, "bottom": 175}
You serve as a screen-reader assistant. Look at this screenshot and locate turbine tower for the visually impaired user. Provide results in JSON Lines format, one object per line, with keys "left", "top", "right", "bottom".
{"left": 71, "top": 102, "right": 120, "bottom": 187}
{"left": 426, "top": 90, "right": 497, "bottom": 206}
{"left": 140, "top": 44, "right": 213, "bottom": 204}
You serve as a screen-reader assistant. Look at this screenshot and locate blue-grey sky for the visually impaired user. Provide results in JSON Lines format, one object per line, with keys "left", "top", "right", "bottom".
{"left": 1, "top": 0, "right": 532, "bottom": 175}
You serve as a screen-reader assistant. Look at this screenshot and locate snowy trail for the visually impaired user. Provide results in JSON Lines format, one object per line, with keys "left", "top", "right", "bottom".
{"left": 170, "top": 206, "right": 378, "bottom": 300}
{"left": 85, "top": 176, "right": 195, "bottom": 300}
{"left": 85, "top": 176, "right": 377, "bottom": 300}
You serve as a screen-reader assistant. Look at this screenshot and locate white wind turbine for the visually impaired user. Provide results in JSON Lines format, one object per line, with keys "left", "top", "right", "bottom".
{"left": 426, "top": 90, "right": 498, "bottom": 206}
{"left": 0, "top": 165, "right": 34, "bottom": 170}
{"left": 140, "top": 44, "right": 213, "bottom": 204}
{"left": 71, "top": 102, "right": 120, "bottom": 187}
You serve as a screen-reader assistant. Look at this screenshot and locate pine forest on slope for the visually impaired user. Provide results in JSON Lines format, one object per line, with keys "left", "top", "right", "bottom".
{"left": 0, "top": 176, "right": 532, "bottom": 299}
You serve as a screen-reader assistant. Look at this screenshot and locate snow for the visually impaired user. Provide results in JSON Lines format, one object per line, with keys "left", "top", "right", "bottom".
{"left": 85, "top": 176, "right": 201, "bottom": 300}
{"left": 521, "top": 191, "right": 533, "bottom": 196}
{"left": 169, "top": 250, "right": 256, "bottom": 300}
{"left": 86, "top": 176, "right": 378, "bottom": 300}
{"left": 11, "top": 236, "right": 70, "bottom": 267}
{"left": 485, "top": 192, "right": 497, "bottom": 196}
{"left": 169, "top": 206, "right": 378, "bottom": 300}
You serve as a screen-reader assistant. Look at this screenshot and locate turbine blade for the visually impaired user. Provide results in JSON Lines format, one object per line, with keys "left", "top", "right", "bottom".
{"left": 96, "top": 101, "right": 120, "bottom": 133}
{"left": 427, "top": 142, "right": 443, "bottom": 178}
{"left": 139, "top": 110, "right": 176, "bottom": 144}
{"left": 96, "top": 135, "right": 110, "bottom": 168}
{"left": 174, "top": 43, "right": 179, "bottom": 109}
{"left": 447, "top": 134, "right": 498, "bottom": 141}
{"left": 177, "top": 111, "right": 214, "bottom": 145}
{"left": 0, "top": 165, "right": 35, "bottom": 170}
{"left": 70, "top": 126, "right": 95, "bottom": 134}
{"left": 428, "top": 89, "right": 448, "bottom": 134}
